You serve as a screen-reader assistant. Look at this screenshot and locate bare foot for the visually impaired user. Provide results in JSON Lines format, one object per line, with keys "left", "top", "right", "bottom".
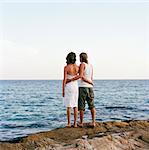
{"left": 66, "top": 124, "right": 71, "bottom": 128}
{"left": 77, "top": 122, "right": 83, "bottom": 128}
{"left": 90, "top": 122, "right": 96, "bottom": 127}
{"left": 73, "top": 123, "right": 77, "bottom": 128}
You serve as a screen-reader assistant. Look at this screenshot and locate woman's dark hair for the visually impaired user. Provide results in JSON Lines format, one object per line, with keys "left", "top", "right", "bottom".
{"left": 66, "top": 52, "right": 76, "bottom": 64}
{"left": 80, "top": 52, "right": 88, "bottom": 63}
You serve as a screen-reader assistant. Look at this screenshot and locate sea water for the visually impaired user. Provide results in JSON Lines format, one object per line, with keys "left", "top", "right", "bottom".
{"left": 0, "top": 80, "right": 149, "bottom": 141}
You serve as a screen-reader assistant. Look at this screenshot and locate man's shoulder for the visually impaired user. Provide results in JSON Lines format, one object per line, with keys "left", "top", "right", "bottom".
{"left": 90, "top": 63, "right": 93, "bottom": 67}
{"left": 80, "top": 62, "right": 85, "bottom": 66}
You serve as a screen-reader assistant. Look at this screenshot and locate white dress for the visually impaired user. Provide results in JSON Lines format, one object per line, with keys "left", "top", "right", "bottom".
{"left": 64, "top": 74, "right": 78, "bottom": 107}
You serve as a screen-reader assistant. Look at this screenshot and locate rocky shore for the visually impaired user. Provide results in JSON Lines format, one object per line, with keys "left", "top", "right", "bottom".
{"left": 0, "top": 120, "right": 149, "bottom": 150}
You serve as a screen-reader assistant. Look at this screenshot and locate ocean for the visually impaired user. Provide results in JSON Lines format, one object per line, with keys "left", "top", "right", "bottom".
{"left": 0, "top": 80, "right": 149, "bottom": 141}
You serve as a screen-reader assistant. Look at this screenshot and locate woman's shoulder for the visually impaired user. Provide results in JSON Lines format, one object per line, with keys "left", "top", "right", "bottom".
{"left": 64, "top": 65, "right": 70, "bottom": 71}
{"left": 64, "top": 65, "right": 68, "bottom": 69}
{"left": 74, "top": 64, "right": 79, "bottom": 67}
{"left": 65, "top": 64, "right": 76, "bottom": 70}
{"left": 66, "top": 64, "right": 79, "bottom": 69}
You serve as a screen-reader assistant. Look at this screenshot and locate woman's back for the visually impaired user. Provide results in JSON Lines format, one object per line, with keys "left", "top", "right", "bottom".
{"left": 66, "top": 64, "right": 79, "bottom": 77}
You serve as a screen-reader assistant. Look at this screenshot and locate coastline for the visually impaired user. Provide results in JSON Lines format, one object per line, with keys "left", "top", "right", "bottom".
{"left": 0, "top": 120, "right": 149, "bottom": 150}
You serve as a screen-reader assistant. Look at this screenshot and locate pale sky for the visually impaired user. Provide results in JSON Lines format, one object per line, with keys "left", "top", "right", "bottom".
{"left": 0, "top": 0, "right": 149, "bottom": 79}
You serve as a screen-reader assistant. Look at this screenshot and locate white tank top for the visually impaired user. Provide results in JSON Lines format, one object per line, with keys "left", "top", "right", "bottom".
{"left": 79, "top": 62, "right": 93, "bottom": 88}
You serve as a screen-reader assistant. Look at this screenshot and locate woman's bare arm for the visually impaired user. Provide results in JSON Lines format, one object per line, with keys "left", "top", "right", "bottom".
{"left": 62, "top": 66, "right": 67, "bottom": 97}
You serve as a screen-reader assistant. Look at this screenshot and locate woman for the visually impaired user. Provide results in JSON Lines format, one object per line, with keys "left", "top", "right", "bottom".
{"left": 62, "top": 52, "right": 79, "bottom": 127}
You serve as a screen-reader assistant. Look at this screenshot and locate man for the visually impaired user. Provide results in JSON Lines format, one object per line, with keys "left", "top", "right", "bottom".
{"left": 67, "top": 52, "right": 96, "bottom": 127}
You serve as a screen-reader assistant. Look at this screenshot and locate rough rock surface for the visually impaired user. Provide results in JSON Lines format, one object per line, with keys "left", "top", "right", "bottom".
{"left": 0, "top": 120, "right": 149, "bottom": 150}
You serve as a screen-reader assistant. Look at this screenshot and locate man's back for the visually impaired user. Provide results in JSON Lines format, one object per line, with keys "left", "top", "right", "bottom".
{"left": 79, "top": 62, "right": 93, "bottom": 88}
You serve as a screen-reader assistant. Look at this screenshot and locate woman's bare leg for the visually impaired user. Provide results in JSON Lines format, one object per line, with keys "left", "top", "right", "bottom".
{"left": 66, "top": 107, "right": 71, "bottom": 127}
{"left": 73, "top": 107, "right": 78, "bottom": 127}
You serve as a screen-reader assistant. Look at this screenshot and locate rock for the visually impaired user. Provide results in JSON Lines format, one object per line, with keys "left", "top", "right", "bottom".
{"left": 0, "top": 120, "right": 149, "bottom": 150}
{"left": 75, "top": 139, "right": 93, "bottom": 150}
{"left": 89, "top": 135, "right": 118, "bottom": 150}
{"left": 113, "top": 121, "right": 129, "bottom": 128}
{"left": 82, "top": 135, "right": 88, "bottom": 140}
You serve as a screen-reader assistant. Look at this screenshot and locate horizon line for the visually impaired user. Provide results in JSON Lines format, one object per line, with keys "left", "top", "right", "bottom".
{"left": 0, "top": 79, "right": 149, "bottom": 80}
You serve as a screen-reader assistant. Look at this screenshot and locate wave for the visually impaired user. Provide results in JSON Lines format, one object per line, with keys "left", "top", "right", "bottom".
{"left": 105, "top": 106, "right": 134, "bottom": 110}
{"left": 47, "top": 96, "right": 55, "bottom": 99}
{"left": 2, "top": 122, "right": 49, "bottom": 129}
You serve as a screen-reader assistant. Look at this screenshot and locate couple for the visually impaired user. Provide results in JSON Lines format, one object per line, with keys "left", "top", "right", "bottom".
{"left": 62, "top": 52, "right": 96, "bottom": 128}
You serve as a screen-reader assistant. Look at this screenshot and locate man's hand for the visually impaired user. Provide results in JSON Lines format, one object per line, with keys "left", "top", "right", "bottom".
{"left": 90, "top": 82, "right": 94, "bottom": 86}
{"left": 82, "top": 76, "right": 94, "bottom": 86}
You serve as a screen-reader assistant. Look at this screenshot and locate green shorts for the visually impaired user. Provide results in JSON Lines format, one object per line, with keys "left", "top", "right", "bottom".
{"left": 78, "top": 87, "right": 95, "bottom": 111}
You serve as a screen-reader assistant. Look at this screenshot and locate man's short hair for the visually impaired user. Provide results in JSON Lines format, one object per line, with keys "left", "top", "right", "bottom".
{"left": 80, "top": 52, "right": 88, "bottom": 63}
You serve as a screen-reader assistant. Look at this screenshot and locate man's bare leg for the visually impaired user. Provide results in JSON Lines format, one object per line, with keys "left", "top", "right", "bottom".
{"left": 91, "top": 108, "right": 96, "bottom": 127}
{"left": 73, "top": 107, "right": 78, "bottom": 127}
{"left": 66, "top": 107, "right": 71, "bottom": 127}
{"left": 78, "top": 110, "right": 84, "bottom": 127}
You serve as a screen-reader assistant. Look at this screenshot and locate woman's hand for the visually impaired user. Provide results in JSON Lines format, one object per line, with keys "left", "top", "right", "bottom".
{"left": 62, "top": 87, "right": 65, "bottom": 97}
{"left": 62, "top": 91, "right": 65, "bottom": 97}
